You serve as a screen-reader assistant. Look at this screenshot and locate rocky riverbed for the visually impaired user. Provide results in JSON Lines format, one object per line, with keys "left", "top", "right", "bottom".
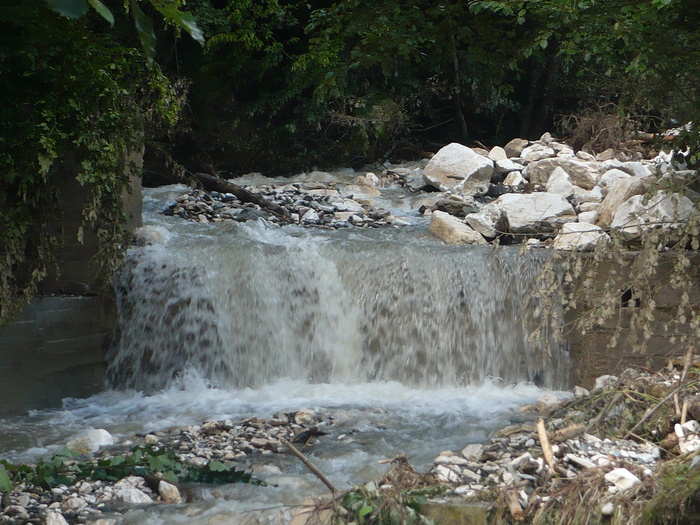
{"left": 158, "top": 131, "right": 698, "bottom": 252}
{"left": 3, "top": 362, "right": 700, "bottom": 524}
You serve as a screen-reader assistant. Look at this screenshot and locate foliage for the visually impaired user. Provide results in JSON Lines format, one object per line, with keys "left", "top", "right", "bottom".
{"left": 334, "top": 481, "right": 438, "bottom": 525}
{"left": 0, "top": 0, "right": 186, "bottom": 324}
{"left": 0, "top": 445, "right": 259, "bottom": 492}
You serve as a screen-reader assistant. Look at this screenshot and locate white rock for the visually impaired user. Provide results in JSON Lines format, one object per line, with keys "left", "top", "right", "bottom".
{"left": 423, "top": 143, "right": 494, "bottom": 195}
{"left": 576, "top": 151, "right": 597, "bottom": 162}
{"left": 565, "top": 454, "right": 596, "bottom": 469}
{"left": 573, "top": 386, "right": 590, "bottom": 397}
{"left": 144, "top": 434, "right": 159, "bottom": 444}
{"left": 682, "top": 420, "right": 700, "bottom": 433}
{"left": 116, "top": 486, "right": 153, "bottom": 505}
{"left": 436, "top": 464, "right": 461, "bottom": 483}
{"left": 525, "top": 158, "right": 599, "bottom": 189}
{"left": 158, "top": 480, "right": 182, "bottom": 504}
{"left": 503, "top": 171, "right": 526, "bottom": 186}
{"left": 545, "top": 167, "right": 575, "bottom": 199}
{"left": 66, "top": 428, "right": 114, "bottom": 454}
{"left": 594, "top": 177, "right": 648, "bottom": 228}
{"left": 573, "top": 185, "right": 603, "bottom": 205}
{"left": 604, "top": 468, "right": 641, "bottom": 491}
{"left": 595, "top": 375, "right": 618, "bottom": 389}
{"left": 553, "top": 222, "right": 610, "bottom": 252}
{"left": 295, "top": 409, "right": 315, "bottom": 424}
{"left": 461, "top": 468, "right": 481, "bottom": 483}
{"left": 46, "top": 511, "right": 70, "bottom": 525}
{"left": 610, "top": 192, "right": 696, "bottom": 239}
{"left": 598, "top": 169, "right": 631, "bottom": 196}
{"left": 680, "top": 437, "right": 700, "bottom": 454}
{"left": 620, "top": 161, "right": 652, "bottom": 178}
{"left": 579, "top": 202, "right": 600, "bottom": 213}
{"left": 464, "top": 203, "right": 502, "bottom": 238}
{"left": 495, "top": 159, "right": 524, "bottom": 175}
{"left": 601, "top": 502, "right": 615, "bottom": 516}
{"left": 497, "top": 193, "right": 577, "bottom": 235}
{"left": 430, "top": 211, "right": 487, "bottom": 245}
{"left": 536, "top": 394, "right": 561, "bottom": 411}
{"left": 577, "top": 211, "right": 597, "bottom": 224}
{"left": 521, "top": 144, "right": 555, "bottom": 161}
{"left": 435, "top": 455, "right": 469, "bottom": 466}
{"left": 62, "top": 496, "right": 87, "bottom": 511}
{"left": 301, "top": 209, "right": 320, "bottom": 223}
{"left": 454, "top": 486, "right": 477, "bottom": 497}
{"left": 488, "top": 146, "right": 508, "bottom": 161}
{"left": 461, "top": 444, "right": 484, "bottom": 461}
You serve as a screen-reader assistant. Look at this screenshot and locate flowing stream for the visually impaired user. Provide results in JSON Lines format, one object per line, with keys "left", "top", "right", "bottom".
{"left": 0, "top": 174, "right": 570, "bottom": 524}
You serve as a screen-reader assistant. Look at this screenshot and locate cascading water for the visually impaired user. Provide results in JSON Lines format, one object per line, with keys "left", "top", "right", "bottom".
{"left": 107, "top": 217, "right": 568, "bottom": 393}
{"left": 0, "top": 177, "right": 571, "bottom": 524}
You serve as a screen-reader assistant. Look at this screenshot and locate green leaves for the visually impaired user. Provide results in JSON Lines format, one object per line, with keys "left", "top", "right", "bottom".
{"left": 0, "top": 464, "right": 12, "bottom": 493}
{"left": 130, "top": 0, "right": 156, "bottom": 65}
{"left": 88, "top": 0, "right": 114, "bottom": 26}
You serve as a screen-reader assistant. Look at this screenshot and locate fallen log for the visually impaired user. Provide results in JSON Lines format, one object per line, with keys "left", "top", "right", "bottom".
{"left": 194, "top": 172, "right": 293, "bottom": 223}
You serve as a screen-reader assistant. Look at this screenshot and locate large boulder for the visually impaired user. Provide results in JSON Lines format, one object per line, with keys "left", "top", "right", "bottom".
{"left": 504, "top": 137, "right": 529, "bottom": 158}
{"left": 610, "top": 192, "right": 697, "bottom": 239}
{"left": 423, "top": 143, "right": 494, "bottom": 195}
{"left": 524, "top": 158, "right": 599, "bottom": 189}
{"left": 429, "top": 210, "right": 487, "bottom": 245}
{"left": 553, "top": 222, "right": 610, "bottom": 251}
{"left": 545, "top": 167, "right": 575, "bottom": 200}
{"left": 498, "top": 193, "right": 577, "bottom": 236}
{"left": 594, "top": 177, "right": 649, "bottom": 228}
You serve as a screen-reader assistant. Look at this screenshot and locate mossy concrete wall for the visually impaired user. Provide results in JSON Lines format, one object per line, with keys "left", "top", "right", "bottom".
{"left": 0, "top": 150, "right": 142, "bottom": 417}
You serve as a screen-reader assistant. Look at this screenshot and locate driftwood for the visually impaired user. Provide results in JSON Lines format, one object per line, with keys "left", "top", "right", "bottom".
{"left": 505, "top": 489, "right": 524, "bottom": 522}
{"left": 281, "top": 437, "right": 338, "bottom": 493}
{"left": 537, "top": 418, "right": 556, "bottom": 472}
{"left": 194, "top": 172, "right": 292, "bottom": 223}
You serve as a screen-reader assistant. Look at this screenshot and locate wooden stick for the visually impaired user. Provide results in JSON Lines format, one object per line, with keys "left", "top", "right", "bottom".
{"left": 194, "top": 172, "right": 293, "bottom": 223}
{"left": 280, "top": 438, "right": 338, "bottom": 493}
{"left": 682, "top": 399, "right": 690, "bottom": 426}
{"left": 550, "top": 423, "right": 585, "bottom": 443}
{"left": 675, "top": 346, "right": 694, "bottom": 417}
{"left": 505, "top": 489, "right": 524, "bottom": 522}
{"left": 536, "top": 418, "right": 556, "bottom": 472}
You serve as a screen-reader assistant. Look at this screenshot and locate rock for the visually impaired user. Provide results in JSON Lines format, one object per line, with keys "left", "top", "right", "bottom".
{"left": 604, "top": 468, "right": 641, "bottom": 491}
{"left": 594, "top": 177, "right": 649, "bottom": 228}
{"left": 158, "top": 480, "right": 182, "bottom": 504}
{"left": 294, "top": 409, "right": 314, "bottom": 425}
{"left": 576, "top": 150, "right": 597, "bottom": 162}
{"left": 610, "top": 192, "right": 696, "bottom": 240}
{"left": 601, "top": 502, "right": 615, "bottom": 516}
{"left": 521, "top": 144, "right": 556, "bottom": 161}
{"left": 436, "top": 195, "right": 479, "bottom": 217}
{"left": 497, "top": 193, "right": 577, "bottom": 236}
{"left": 495, "top": 158, "right": 524, "bottom": 175}
{"left": 525, "top": 158, "right": 599, "bottom": 189}
{"left": 619, "top": 161, "right": 652, "bottom": 178}
{"left": 461, "top": 444, "right": 483, "bottom": 461}
{"left": 573, "top": 386, "right": 590, "bottom": 397}
{"left": 504, "top": 138, "right": 529, "bottom": 158}
{"left": 116, "top": 486, "right": 153, "bottom": 505}
{"left": 579, "top": 202, "right": 600, "bottom": 213}
{"left": 545, "top": 167, "right": 575, "bottom": 199}
{"left": 598, "top": 169, "right": 631, "bottom": 196}
{"left": 577, "top": 211, "right": 597, "bottom": 224}
{"left": 429, "top": 211, "right": 487, "bottom": 245}
{"left": 536, "top": 394, "right": 561, "bottom": 412}
{"left": 62, "top": 496, "right": 87, "bottom": 511}
{"left": 66, "top": 428, "right": 115, "bottom": 454}
{"left": 4, "top": 506, "right": 29, "bottom": 520}
{"left": 553, "top": 222, "right": 610, "bottom": 251}
{"left": 488, "top": 146, "right": 508, "bottom": 161}
{"left": 573, "top": 185, "right": 603, "bottom": 205}
{"left": 46, "top": 510, "right": 71, "bottom": 525}
{"left": 144, "top": 433, "right": 159, "bottom": 444}
{"left": 423, "top": 143, "right": 494, "bottom": 196}
{"left": 435, "top": 464, "right": 461, "bottom": 483}
{"left": 503, "top": 171, "right": 526, "bottom": 187}
{"left": 595, "top": 375, "right": 618, "bottom": 390}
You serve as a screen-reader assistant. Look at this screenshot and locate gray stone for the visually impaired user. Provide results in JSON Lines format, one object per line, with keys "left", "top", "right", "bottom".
{"left": 495, "top": 158, "right": 524, "bottom": 175}
{"left": 553, "top": 223, "right": 610, "bottom": 252}
{"left": 423, "top": 143, "right": 494, "bottom": 196}
{"left": 504, "top": 138, "right": 529, "bottom": 158}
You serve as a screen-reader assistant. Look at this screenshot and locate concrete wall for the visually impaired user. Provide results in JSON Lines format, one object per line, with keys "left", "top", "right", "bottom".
{"left": 566, "top": 254, "right": 700, "bottom": 389}
{"left": 0, "top": 149, "right": 142, "bottom": 418}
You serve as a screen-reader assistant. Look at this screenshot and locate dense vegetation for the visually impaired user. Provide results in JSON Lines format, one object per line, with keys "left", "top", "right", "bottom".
{"left": 1, "top": 0, "right": 699, "bottom": 322}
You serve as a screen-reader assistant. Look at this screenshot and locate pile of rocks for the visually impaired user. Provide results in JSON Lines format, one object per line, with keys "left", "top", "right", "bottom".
{"left": 0, "top": 409, "right": 333, "bottom": 525}
{"left": 161, "top": 179, "right": 411, "bottom": 229}
{"left": 423, "top": 136, "right": 698, "bottom": 249}
{"left": 429, "top": 366, "right": 700, "bottom": 520}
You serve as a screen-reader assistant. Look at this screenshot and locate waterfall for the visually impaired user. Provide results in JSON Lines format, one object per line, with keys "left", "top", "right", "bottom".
{"left": 106, "top": 219, "right": 568, "bottom": 392}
